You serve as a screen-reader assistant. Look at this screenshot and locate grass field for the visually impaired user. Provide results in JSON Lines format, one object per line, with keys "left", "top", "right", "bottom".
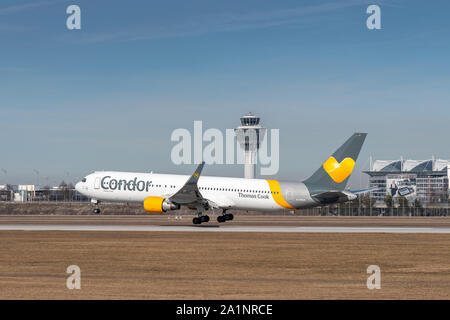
{"left": 1, "top": 229, "right": 449, "bottom": 299}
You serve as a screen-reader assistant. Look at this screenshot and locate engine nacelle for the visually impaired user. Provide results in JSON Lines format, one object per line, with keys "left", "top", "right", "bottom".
{"left": 143, "top": 197, "right": 180, "bottom": 213}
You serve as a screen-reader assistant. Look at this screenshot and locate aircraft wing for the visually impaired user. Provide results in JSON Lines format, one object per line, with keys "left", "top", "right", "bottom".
{"left": 168, "top": 162, "right": 207, "bottom": 206}
{"left": 167, "top": 162, "right": 235, "bottom": 210}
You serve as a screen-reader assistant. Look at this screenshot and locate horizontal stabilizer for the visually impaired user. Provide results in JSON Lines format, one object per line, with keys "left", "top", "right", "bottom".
{"left": 312, "top": 190, "right": 357, "bottom": 203}
{"left": 349, "top": 187, "right": 381, "bottom": 195}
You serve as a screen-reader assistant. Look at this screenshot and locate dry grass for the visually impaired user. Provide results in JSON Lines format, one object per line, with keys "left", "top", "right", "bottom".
{"left": 0, "top": 231, "right": 449, "bottom": 299}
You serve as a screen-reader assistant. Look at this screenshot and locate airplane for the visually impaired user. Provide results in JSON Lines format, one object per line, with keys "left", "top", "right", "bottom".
{"left": 75, "top": 132, "right": 368, "bottom": 224}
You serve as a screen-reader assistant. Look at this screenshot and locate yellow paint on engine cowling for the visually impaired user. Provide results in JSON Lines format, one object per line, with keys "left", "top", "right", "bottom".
{"left": 143, "top": 196, "right": 166, "bottom": 213}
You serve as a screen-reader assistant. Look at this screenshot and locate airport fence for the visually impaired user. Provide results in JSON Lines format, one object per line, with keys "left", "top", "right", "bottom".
{"left": 0, "top": 190, "right": 448, "bottom": 216}
{"left": 302, "top": 205, "right": 449, "bottom": 217}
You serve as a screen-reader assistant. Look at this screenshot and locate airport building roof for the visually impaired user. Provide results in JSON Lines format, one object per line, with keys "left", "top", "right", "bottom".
{"left": 365, "top": 158, "right": 449, "bottom": 175}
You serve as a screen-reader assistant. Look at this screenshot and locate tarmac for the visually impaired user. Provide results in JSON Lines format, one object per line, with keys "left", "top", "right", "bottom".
{"left": 0, "top": 215, "right": 450, "bottom": 233}
{"left": 1, "top": 224, "right": 450, "bottom": 233}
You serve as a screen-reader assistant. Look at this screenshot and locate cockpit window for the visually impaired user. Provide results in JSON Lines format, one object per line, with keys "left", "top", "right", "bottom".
{"left": 81, "top": 178, "right": 87, "bottom": 183}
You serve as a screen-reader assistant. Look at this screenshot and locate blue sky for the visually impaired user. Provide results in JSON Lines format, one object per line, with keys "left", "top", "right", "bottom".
{"left": 1, "top": 0, "right": 449, "bottom": 187}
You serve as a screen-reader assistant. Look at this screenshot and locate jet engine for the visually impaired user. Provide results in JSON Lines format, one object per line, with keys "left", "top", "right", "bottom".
{"left": 143, "top": 197, "right": 180, "bottom": 213}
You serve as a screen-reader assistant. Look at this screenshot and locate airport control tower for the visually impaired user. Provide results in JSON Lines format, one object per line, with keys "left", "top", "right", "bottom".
{"left": 234, "top": 112, "right": 266, "bottom": 179}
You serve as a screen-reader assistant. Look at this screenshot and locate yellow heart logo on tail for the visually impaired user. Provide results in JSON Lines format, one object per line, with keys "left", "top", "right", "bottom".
{"left": 323, "top": 156, "right": 355, "bottom": 183}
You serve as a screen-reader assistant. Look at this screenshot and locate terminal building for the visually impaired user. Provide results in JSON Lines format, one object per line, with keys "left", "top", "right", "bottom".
{"left": 0, "top": 184, "right": 89, "bottom": 202}
{"left": 365, "top": 158, "right": 450, "bottom": 206}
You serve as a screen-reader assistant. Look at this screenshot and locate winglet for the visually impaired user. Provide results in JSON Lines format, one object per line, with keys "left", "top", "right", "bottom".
{"left": 187, "top": 161, "right": 205, "bottom": 184}
{"left": 168, "top": 162, "right": 205, "bottom": 205}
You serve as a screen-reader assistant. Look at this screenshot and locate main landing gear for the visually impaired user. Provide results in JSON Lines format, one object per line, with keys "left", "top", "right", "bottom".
{"left": 192, "top": 215, "right": 210, "bottom": 225}
{"left": 217, "top": 210, "right": 233, "bottom": 223}
{"left": 191, "top": 207, "right": 234, "bottom": 225}
{"left": 92, "top": 199, "right": 101, "bottom": 214}
{"left": 192, "top": 204, "right": 210, "bottom": 225}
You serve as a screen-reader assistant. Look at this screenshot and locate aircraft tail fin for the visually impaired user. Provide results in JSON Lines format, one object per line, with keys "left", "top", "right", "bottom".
{"left": 303, "top": 133, "right": 367, "bottom": 193}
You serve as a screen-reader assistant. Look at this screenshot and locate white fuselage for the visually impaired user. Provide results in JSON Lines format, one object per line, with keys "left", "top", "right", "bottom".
{"left": 75, "top": 171, "right": 317, "bottom": 211}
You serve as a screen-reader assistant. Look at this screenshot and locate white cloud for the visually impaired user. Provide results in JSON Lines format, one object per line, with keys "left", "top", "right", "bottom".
{"left": 0, "top": 1, "right": 58, "bottom": 15}
{"left": 71, "top": 0, "right": 373, "bottom": 44}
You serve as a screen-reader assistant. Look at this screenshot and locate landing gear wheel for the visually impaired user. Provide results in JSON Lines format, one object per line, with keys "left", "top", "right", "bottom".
{"left": 93, "top": 208, "right": 101, "bottom": 214}
{"left": 200, "top": 215, "right": 210, "bottom": 223}
{"left": 217, "top": 215, "right": 225, "bottom": 223}
{"left": 225, "top": 213, "right": 234, "bottom": 221}
{"left": 193, "top": 217, "right": 201, "bottom": 225}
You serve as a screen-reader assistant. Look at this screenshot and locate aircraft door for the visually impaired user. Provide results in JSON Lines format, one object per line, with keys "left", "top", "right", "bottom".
{"left": 94, "top": 177, "right": 100, "bottom": 189}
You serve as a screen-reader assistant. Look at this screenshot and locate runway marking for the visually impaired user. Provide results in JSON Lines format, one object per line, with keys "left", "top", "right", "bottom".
{"left": 1, "top": 225, "right": 450, "bottom": 234}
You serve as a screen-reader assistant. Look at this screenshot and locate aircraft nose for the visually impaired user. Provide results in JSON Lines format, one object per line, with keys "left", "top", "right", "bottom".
{"left": 75, "top": 182, "right": 81, "bottom": 192}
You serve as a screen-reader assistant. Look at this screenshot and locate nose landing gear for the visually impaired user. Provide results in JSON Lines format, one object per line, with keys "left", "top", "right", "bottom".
{"left": 91, "top": 199, "right": 101, "bottom": 214}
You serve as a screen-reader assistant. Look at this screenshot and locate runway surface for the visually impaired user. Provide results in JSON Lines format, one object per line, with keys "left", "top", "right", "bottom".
{"left": 1, "top": 224, "right": 450, "bottom": 233}
{"left": 1, "top": 215, "right": 450, "bottom": 233}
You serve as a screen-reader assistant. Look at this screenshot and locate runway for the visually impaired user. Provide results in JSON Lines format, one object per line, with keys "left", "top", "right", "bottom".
{"left": 1, "top": 224, "right": 450, "bottom": 233}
